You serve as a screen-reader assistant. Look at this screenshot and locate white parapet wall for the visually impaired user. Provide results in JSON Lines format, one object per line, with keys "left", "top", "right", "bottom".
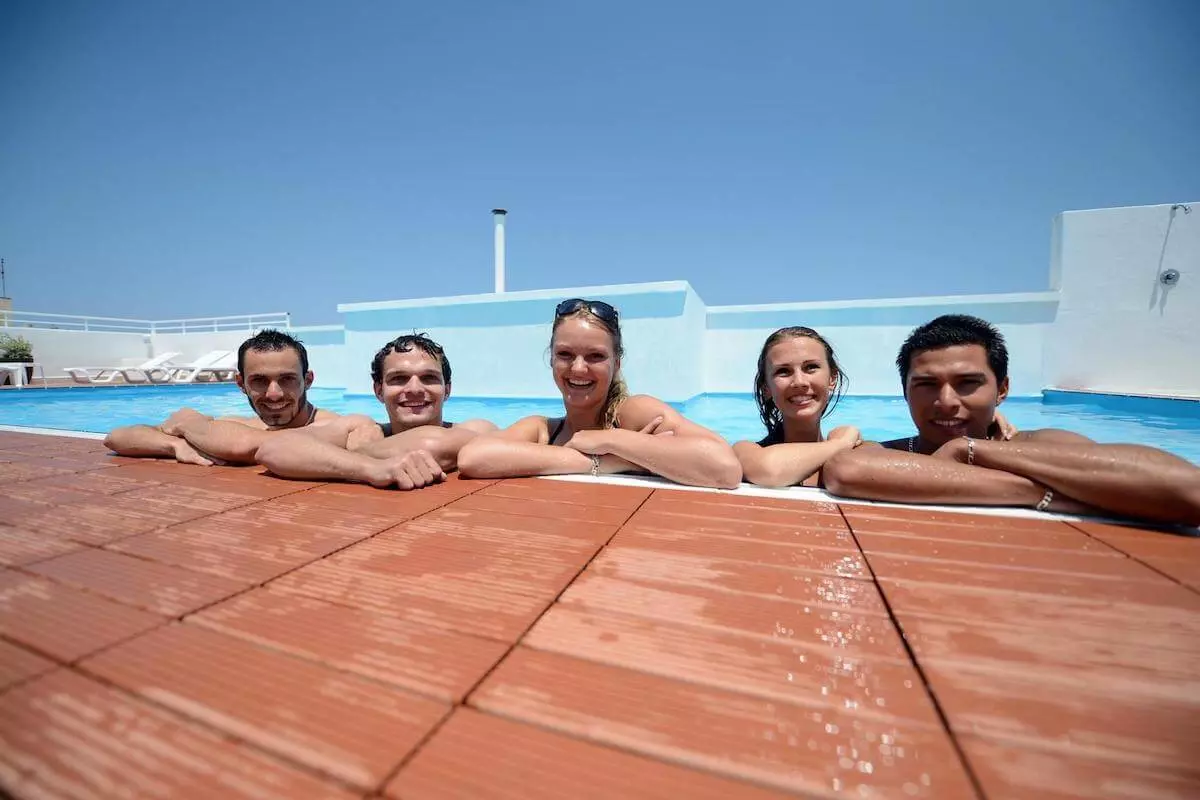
{"left": 1045, "top": 201, "right": 1200, "bottom": 398}
{"left": 0, "top": 327, "right": 151, "bottom": 377}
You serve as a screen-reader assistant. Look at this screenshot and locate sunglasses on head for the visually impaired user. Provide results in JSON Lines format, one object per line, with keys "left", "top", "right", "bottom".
{"left": 555, "top": 298, "right": 619, "bottom": 324}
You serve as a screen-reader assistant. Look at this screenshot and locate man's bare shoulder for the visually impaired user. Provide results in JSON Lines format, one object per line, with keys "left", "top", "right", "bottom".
{"left": 1011, "top": 428, "right": 1094, "bottom": 444}
{"left": 215, "top": 415, "right": 265, "bottom": 429}
{"left": 456, "top": 418, "right": 498, "bottom": 434}
{"left": 313, "top": 409, "right": 342, "bottom": 424}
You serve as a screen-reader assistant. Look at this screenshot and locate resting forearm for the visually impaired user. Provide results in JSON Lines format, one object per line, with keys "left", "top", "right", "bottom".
{"left": 104, "top": 425, "right": 180, "bottom": 458}
{"left": 355, "top": 426, "right": 476, "bottom": 471}
{"left": 741, "top": 441, "right": 847, "bottom": 488}
{"left": 257, "top": 434, "right": 377, "bottom": 482}
{"left": 459, "top": 439, "right": 623, "bottom": 479}
{"left": 974, "top": 441, "right": 1200, "bottom": 525}
{"left": 824, "top": 449, "right": 1044, "bottom": 507}
{"left": 177, "top": 421, "right": 267, "bottom": 465}
{"left": 608, "top": 432, "right": 741, "bottom": 489}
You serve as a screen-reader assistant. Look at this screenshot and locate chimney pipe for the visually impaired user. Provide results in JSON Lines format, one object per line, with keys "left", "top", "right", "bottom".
{"left": 492, "top": 209, "right": 507, "bottom": 293}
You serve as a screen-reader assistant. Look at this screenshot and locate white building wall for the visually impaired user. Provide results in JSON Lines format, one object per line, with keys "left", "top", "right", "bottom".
{"left": 1045, "top": 201, "right": 1200, "bottom": 397}
{"left": 0, "top": 327, "right": 150, "bottom": 377}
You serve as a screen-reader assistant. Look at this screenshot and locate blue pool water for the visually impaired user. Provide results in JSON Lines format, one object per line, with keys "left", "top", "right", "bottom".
{"left": 2, "top": 385, "right": 1200, "bottom": 464}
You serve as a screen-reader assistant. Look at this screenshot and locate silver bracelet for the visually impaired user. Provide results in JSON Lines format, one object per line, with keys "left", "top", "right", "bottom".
{"left": 590, "top": 454, "right": 600, "bottom": 477}
{"left": 1036, "top": 487, "right": 1054, "bottom": 512}
{"left": 965, "top": 437, "right": 975, "bottom": 465}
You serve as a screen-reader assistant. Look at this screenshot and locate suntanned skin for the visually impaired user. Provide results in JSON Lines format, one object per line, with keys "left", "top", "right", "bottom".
{"left": 822, "top": 344, "right": 1200, "bottom": 526}
{"left": 255, "top": 348, "right": 495, "bottom": 490}
{"left": 458, "top": 315, "right": 742, "bottom": 489}
{"left": 103, "top": 347, "right": 359, "bottom": 466}
{"left": 733, "top": 336, "right": 862, "bottom": 488}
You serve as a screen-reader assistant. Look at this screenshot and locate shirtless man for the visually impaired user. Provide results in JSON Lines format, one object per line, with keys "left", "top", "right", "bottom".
{"left": 823, "top": 314, "right": 1200, "bottom": 527}
{"left": 104, "top": 329, "right": 373, "bottom": 465}
{"left": 255, "top": 333, "right": 495, "bottom": 490}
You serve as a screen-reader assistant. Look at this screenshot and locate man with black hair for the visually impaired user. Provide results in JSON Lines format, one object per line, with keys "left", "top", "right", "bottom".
{"left": 104, "top": 329, "right": 372, "bottom": 465}
{"left": 255, "top": 333, "right": 495, "bottom": 489}
{"left": 823, "top": 314, "right": 1200, "bottom": 527}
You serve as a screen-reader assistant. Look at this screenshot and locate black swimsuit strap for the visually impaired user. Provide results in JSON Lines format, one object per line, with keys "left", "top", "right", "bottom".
{"left": 548, "top": 417, "right": 567, "bottom": 445}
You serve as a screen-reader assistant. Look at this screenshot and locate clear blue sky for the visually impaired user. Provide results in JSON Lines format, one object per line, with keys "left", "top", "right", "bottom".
{"left": 2, "top": 0, "right": 1197, "bottom": 325}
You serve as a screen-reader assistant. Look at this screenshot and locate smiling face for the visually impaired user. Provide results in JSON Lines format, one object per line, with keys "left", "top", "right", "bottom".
{"left": 551, "top": 316, "right": 618, "bottom": 415}
{"left": 904, "top": 344, "right": 1008, "bottom": 448}
{"left": 373, "top": 348, "right": 448, "bottom": 431}
{"left": 763, "top": 336, "right": 837, "bottom": 431}
{"left": 236, "top": 347, "right": 313, "bottom": 428}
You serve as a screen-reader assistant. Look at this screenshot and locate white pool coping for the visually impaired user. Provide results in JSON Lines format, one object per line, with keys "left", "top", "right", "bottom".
{"left": 3, "top": 424, "right": 1195, "bottom": 534}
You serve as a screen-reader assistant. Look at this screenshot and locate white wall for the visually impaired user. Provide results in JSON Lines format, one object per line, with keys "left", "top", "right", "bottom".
{"left": 1045, "top": 202, "right": 1200, "bottom": 397}
{"left": 0, "top": 327, "right": 150, "bottom": 376}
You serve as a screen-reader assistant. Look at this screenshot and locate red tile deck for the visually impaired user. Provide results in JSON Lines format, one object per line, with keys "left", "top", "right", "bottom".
{"left": 0, "top": 431, "right": 1198, "bottom": 799}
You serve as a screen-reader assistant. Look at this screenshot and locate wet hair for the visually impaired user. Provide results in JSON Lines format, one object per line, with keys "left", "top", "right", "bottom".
{"left": 551, "top": 299, "right": 627, "bottom": 429}
{"left": 754, "top": 326, "right": 847, "bottom": 441}
{"left": 371, "top": 333, "right": 452, "bottom": 385}
{"left": 897, "top": 314, "right": 1008, "bottom": 389}
{"left": 237, "top": 329, "right": 308, "bottom": 375}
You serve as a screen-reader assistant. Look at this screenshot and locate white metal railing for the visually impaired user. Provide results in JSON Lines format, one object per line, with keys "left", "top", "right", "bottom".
{"left": 0, "top": 310, "right": 291, "bottom": 334}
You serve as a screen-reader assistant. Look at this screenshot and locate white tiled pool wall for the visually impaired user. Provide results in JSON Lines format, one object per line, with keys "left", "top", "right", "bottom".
{"left": 4, "top": 201, "right": 1199, "bottom": 401}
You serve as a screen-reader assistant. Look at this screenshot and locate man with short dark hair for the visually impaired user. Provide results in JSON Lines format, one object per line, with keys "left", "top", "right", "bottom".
{"left": 255, "top": 333, "right": 495, "bottom": 489}
{"left": 823, "top": 314, "right": 1200, "bottom": 527}
{"left": 104, "top": 329, "right": 371, "bottom": 465}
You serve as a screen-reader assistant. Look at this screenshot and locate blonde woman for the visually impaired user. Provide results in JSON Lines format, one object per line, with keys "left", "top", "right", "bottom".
{"left": 458, "top": 298, "right": 741, "bottom": 488}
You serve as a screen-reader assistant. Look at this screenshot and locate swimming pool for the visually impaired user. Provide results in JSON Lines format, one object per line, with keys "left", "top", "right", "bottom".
{"left": 3, "top": 385, "right": 1199, "bottom": 464}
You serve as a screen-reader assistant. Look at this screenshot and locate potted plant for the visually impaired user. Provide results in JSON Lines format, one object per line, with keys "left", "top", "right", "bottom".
{"left": 0, "top": 333, "right": 34, "bottom": 384}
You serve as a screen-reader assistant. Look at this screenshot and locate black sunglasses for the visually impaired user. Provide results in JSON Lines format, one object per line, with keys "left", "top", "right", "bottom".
{"left": 555, "top": 298, "right": 619, "bottom": 324}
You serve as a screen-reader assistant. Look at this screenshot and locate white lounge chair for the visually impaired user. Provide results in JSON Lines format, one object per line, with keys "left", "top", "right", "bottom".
{"left": 64, "top": 352, "right": 182, "bottom": 385}
{"left": 169, "top": 350, "right": 235, "bottom": 383}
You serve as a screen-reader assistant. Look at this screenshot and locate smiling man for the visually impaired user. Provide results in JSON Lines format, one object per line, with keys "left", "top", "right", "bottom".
{"left": 255, "top": 333, "right": 495, "bottom": 489}
{"left": 104, "top": 330, "right": 372, "bottom": 465}
{"left": 823, "top": 315, "right": 1200, "bottom": 527}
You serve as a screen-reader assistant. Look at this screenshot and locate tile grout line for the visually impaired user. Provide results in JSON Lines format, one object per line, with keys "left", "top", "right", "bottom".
{"left": 1064, "top": 520, "right": 1200, "bottom": 597}
{"left": 834, "top": 502, "right": 990, "bottom": 800}
{"left": 372, "top": 486, "right": 660, "bottom": 793}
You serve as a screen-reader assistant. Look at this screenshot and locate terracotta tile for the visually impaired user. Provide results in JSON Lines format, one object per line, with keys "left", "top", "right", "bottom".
{"left": 388, "top": 707, "right": 796, "bottom": 800}
{"left": 0, "top": 493, "right": 57, "bottom": 525}
{"left": 865, "top": 554, "right": 1200, "bottom": 608}
{"left": 611, "top": 529, "right": 868, "bottom": 579}
{"left": 284, "top": 481, "right": 470, "bottom": 516}
{"left": 844, "top": 504, "right": 1070, "bottom": 532}
{"left": 591, "top": 547, "right": 890, "bottom": 614}
{"left": 27, "top": 548, "right": 251, "bottom": 616}
{"left": 878, "top": 579, "right": 1200, "bottom": 652}
{"left": 855, "top": 533, "right": 1161, "bottom": 580}
{"left": 378, "top": 514, "right": 602, "bottom": 559}
{"left": 3, "top": 500, "right": 176, "bottom": 545}
{"left": 478, "top": 477, "right": 652, "bottom": 509}
{"left": 646, "top": 490, "right": 844, "bottom": 515}
{"left": 845, "top": 513, "right": 1115, "bottom": 552}
{"left": 960, "top": 736, "right": 1200, "bottom": 799}
{"left": 1071, "top": 520, "right": 1194, "bottom": 544}
{"left": 0, "top": 670, "right": 358, "bottom": 799}
{"left": 0, "top": 483, "right": 96, "bottom": 507}
{"left": 110, "top": 483, "right": 258, "bottom": 518}
{"left": 413, "top": 505, "right": 620, "bottom": 546}
{"left": 234, "top": 495, "right": 404, "bottom": 536}
{"left": 524, "top": 605, "right": 938, "bottom": 725}
{"left": 1139, "top": 556, "right": 1200, "bottom": 591}
{"left": 451, "top": 492, "right": 634, "bottom": 524}
{"left": 170, "top": 473, "right": 312, "bottom": 499}
{"left": 924, "top": 661, "right": 1200, "bottom": 769}
{"left": 0, "top": 572, "right": 164, "bottom": 661}
{"left": 0, "top": 639, "right": 55, "bottom": 691}
{"left": 638, "top": 492, "right": 848, "bottom": 529}
{"left": 109, "top": 509, "right": 371, "bottom": 583}
{"left": 897, "top": 614, "right": 1200, "bottom": 689}
{"left": 0, "top": 525, "right": 87, "bottom": 566}
{"left": 191, "top": 589, "right": 509, "bottom": 702}
{"left": 558, "top": 573, "right": 908, "bottom": 659}
{"left": 81, "top": 623, "right": 450, "bottom": 790}
{"left": 270, "top": 536, "right": 586, "bottom": 641}
{"left": 471, "top": 648, "right": 973, "bottom": 798}
{"left": 624, "top": 509, "right": 858, "bottom": 549}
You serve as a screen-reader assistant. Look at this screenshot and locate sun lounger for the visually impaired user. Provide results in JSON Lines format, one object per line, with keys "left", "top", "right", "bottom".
{"left": 168, "top": 350, "right": 235, "bottom": 383}
{"left": 64, "top": 352, "right": 181, "bottom": 385}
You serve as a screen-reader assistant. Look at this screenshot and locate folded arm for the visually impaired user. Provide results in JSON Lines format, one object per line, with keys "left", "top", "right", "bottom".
{"left": 105, "top": 408, "right": 219, "bottom": 465}
{"left": 457, "top": 417, "right": 635, "bottom": 479}
{"left": 967, "top": 431, "right": 1200, "bottom": 526}
{"left": 735, "top": 440, "right": 851, "bottom": 488}
{"left": 592, "top": 395, "right": 742, "bottom": 489}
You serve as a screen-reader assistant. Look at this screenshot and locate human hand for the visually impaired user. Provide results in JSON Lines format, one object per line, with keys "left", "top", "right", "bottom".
{"left": 159, "top": 408, "right": 210, "bottom": 437}
{"left": 564, "top": 429, "right": 618, "bottom": 455}
{"left": 172, "top": 439, "right": 220, "bottom": 467}
{"left": 931, "top": 437, "right": 970, "bottom": 463}
{"left": 827, "top": 425, "right": 862, "bottom": 450}
{"left": 346, "top": 420, "right": 386, "bottom": 452}
{"left": 993, "top": 412, "right": 1018, "bottom": 441}
{"left": 371, "top": 450, "right": 446, "bottom": 490}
